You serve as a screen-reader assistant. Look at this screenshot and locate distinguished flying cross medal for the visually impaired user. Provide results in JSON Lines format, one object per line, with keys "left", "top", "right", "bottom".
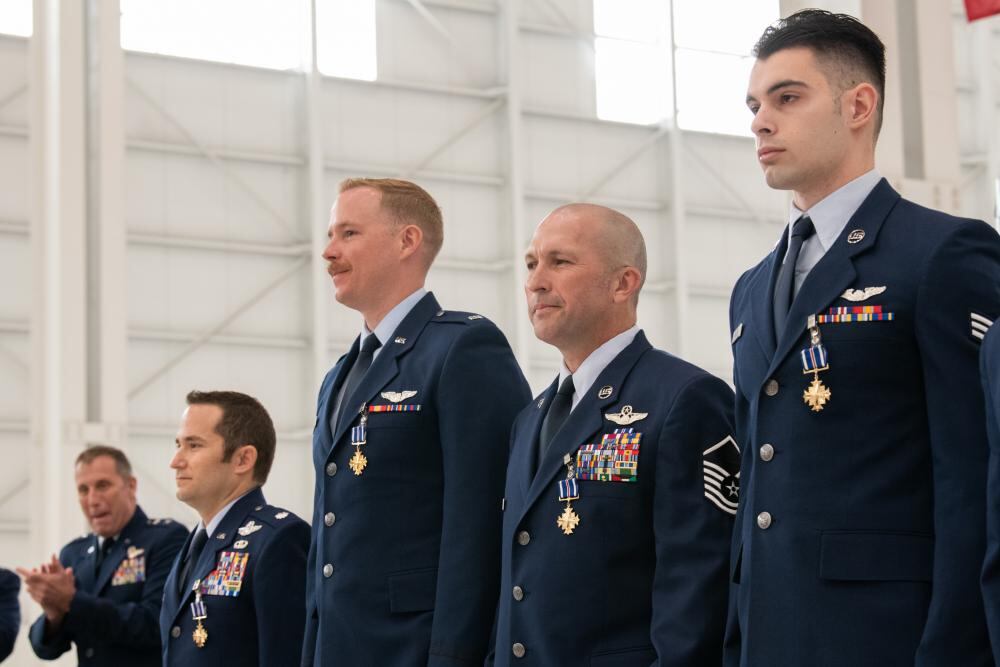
{"left": 349, "top": 404, "right": 368, "bottom": 475}
{"left": 556, "top": 454, "right": 581, "bottom": 535}
{"left": 190, "top": 580, "right": 208, "bottom": 648}
{"left": 801, "top": 314, "right": 831, "bottom": 412}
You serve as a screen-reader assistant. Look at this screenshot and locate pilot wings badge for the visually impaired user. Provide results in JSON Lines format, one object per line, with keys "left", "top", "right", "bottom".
{"left": 840, "top": 286, "right": 886, "bottom": 302}
{"left": 604, "top": 405, "right": 648, "bottom": 426}
{"left": 237, "top": 520, "right": 263, "bottom": 537}
{"left": 381, "top": 390, "right": 417, "bottom": 403}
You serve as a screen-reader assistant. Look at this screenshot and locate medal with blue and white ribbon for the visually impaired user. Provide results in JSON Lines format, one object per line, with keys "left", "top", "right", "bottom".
{"left": 349, "top": 405, "right": 368, "bottom": 476}
{"left": 190, "top": 581, "right": 208, "bottom": 648}
{"left": 556, "top": 455, "right": 581, "bottom": 535}
{"left": 801, "top": 314, "right": 831, "bottom": 412}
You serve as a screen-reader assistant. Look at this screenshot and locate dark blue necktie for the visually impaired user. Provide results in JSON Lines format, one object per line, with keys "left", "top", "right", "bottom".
{"left": 334, "top": 334, "right": 382, "bottom": 433}
{"left": 178, "top": 528, "right": 207, "bottom": 596}
{"left": 535, "top": 375, "right": 575, "bottom": 476}
{"left": 773, "top": 215, "right": 816, "bottom": 338}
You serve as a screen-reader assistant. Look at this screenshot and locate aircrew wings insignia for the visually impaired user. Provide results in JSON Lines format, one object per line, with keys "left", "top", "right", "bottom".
{"left": 703, "top": 436, "right": 740, "bottom": 515}
{"left": 841, "top": 286, "right": 886, "bottom": 302}
{"left": 381, "top": 390, "right": 417, "bottom": 403}
{"left": 604, "top": 405, "right": 647, "bottom": 426}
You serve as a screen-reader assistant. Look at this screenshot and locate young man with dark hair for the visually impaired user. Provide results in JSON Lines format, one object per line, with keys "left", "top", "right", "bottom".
{"left": 160, "top": 390, "right": 308, "bottom": 667}
{"left": 302, "top": 178, "right": 530, "bottom": 666}
{"left": 19, "top": 445, "right": 187, "bottom": 667}
{"left": 983, "top": 323, "right": 1000, "bottom": 663}
{"left": 728, "top": 9, "right": 1000, "bottom": 666}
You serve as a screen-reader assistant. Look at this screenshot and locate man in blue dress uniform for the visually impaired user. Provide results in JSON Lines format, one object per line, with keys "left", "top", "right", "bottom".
{"left": 19, "top": 446, "right": 186, "bottom": 666}
{"left": 981, "top": 322, "right": 1000, "bottom": 662}
{"left": 490, "top": 203, "right": 736, "bottom": 666}
{"left": 727, "top": 10, "right": 1000, "bottom": 666}
{"left": 302, "top": 178, "right": 530, "bottom": 667}
{"left": 160, "top": 390, "right": 309, "bottom": 667}
{"left": 0, "top": 568, "right": 19, "bottom": 662}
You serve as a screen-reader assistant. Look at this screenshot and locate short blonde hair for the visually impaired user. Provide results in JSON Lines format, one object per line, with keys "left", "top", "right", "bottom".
{"left": 339, "top": 178, "right": 444, "bottom": 263}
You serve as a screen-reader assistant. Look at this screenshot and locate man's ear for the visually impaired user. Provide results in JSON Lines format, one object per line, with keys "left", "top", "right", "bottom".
{"left": 232, "top": 445, "right": 258, "bottom": 476}
{"left": 611, "top": 266, "right": 643, "bottom": 304}
{"left": 844, "top": 82, "right": 878, "bottom": 131}
{"left": 398, "top": 224, "right": 424, "bottom": 261}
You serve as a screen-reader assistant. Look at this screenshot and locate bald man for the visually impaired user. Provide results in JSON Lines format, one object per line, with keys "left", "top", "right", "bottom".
{"left": 488, "top": 204, "right": 737, "bottom": 666}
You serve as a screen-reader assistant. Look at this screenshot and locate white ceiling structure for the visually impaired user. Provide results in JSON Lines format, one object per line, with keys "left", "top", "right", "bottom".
{"left": 0, "top": 2, "right": 996, "bottom": 662}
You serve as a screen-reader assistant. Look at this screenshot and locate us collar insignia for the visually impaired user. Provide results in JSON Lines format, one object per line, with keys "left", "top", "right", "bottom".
{"left": 846, "top": 229, "right": 865, "bottom": 244}
{"left": 394, "top": 336, "right": 407, "bottom": 344}
{"left": 381, "top": 390, "right": 417, "bottom": 403}
{"left": 126, "top": 546, "right": 144, "bottom": 559}
{"left": 841, "top": 286, "right": 886, "bottom": 302}
{"left": 237, "top": 520, "right": 263, "bottom": 537}
{"left": 604, "top": 405, "right": 647, "bottom": 425}
{"left": 597, "top": 385, "right": 613, "bottom": 400}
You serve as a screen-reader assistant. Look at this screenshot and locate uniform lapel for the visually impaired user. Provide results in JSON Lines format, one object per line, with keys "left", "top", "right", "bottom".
{"left": 327, "top": 293, "right": 440, "bottom": 459}
{"left": 513, "top": 381, "right": 558, "bottom": 498}
{"left": 769, "top": 179, "right": 899, "bottom": 372}
{"left": 93, "top": 507, "right": 148, "bottom": 593}
{"left": 169, "top": 487, "right": 266, "bottom": 624}
{"left": 316, "top": 346, "right": 356, "bottom": 459}
{"left": 520, "top": 332, "right": 652, "bottom": 518}
{"left": 76, "top": 536, "right": 100, "bottom": 592}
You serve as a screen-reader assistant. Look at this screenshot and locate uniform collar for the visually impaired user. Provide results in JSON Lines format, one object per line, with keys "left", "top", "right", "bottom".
{"left": 198, "top": 488, "right": 256, "bottom": 538}
{"left": 559, "top": 325, "right": 640, "bottom": 410}
{"left": 361, "top": 287, "right": 427, "bottom": 351}
{"left": 787, "top": 169, "right": 881, "bottom": 253}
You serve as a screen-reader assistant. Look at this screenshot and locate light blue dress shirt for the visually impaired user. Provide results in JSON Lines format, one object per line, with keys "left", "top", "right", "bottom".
{"left": 558, "top": 324, "right": 640, "bottom": 411}
{"left": 786, "top": 169, "right": 881, "bottom": 296}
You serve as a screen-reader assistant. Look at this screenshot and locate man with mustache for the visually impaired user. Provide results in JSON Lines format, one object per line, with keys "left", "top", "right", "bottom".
{"left": 727, "top": 10, "right": 1000, "bottom": 666}
{"left": 489, "top": 203, "right": 736, "bottom": 666}
{"left": 302, "top": 178, "right": 530, "bottom": 666}
{"left": 19, "top": 446, "right": 186, "bottom": 667}
{"left": 160, "top": 390, "right": 309, "bottom": 667}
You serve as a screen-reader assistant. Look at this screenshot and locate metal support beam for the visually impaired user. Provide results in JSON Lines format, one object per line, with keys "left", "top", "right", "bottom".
{"left": 405, "top": 0, "right": 459, "bottom": 44}
{"left": 401, "top": 97, "right": 506, "bottom": 178}
{"left": 127, "top": 257, "right": 308, "bottom": 399}
{"left": 667, "top": 0, "right": 688, "bottom": 356}
{"left": 580, "top": 126, "right": 669, "bottom": 199}
{"left": 499, "top": 0, "right": 532, "bottom": 371}
{"left": 307, "top": 0, "right": 331, "bottom": 397}
{"left": 0, "top": 83, "right": 27, "bottom": 113}
{"left": 126, "top": 78, "right": 302, "bottom": 240}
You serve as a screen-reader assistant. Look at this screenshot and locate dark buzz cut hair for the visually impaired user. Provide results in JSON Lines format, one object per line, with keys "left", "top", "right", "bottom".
{"left": 186, "top": 390, "right": 276, "bottom": 484}
{"left": 76, "top": 445, "right": 134, "bottom": 479}
{"left": 753, "top": 9, "right": 886, "bottom": 137}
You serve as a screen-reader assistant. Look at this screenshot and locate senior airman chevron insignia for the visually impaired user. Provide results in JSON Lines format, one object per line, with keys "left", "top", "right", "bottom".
{"left": 703, "top": 435, "right": 740, "bottom": 515}
{"left": 972, "top": 312, "right": 994, "bottom": 342}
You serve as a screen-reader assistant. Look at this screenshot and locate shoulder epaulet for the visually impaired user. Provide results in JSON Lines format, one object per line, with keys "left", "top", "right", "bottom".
{"left": 432, "top": 309, "right": 490, "bottom": 325}
{"left": 68, "top": 532, "right": 93, "bottom": 547}
{"left": 247, "top": 504, "right": 298, "bottom": 528}
{"left": 147, "top": 517, "right": 179, "bottom": 527}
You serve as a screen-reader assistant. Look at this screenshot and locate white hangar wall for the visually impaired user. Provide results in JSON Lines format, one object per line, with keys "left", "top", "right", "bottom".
{"left": 0, "top": 1, "right": 993, "bottom": 663}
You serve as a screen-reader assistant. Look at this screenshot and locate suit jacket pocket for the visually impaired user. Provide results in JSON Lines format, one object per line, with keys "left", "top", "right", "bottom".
{"left": 819, "top": 530, "right": 933, "bottom": 581}
{"left": 387, "top": 566, "right": 437, "bottom": 613}
{"left": 590, "top": 645, "right": 656, "bottom": 666}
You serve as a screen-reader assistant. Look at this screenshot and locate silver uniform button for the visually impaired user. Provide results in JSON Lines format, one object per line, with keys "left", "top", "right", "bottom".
{"left": 517, "top": 531, "right": 530, "bottom": 546}
{"left": 512, "top": 642, "right": 526, "bottom": 658}
{"left": 326, "top": 462, "right": 338, "bottom": 476}
{"left": 757, "top": 512, "right": 772, "bottom": 530}
{"left": 764, "top": 379, "right": 779, "bottom": 396}
{"left": 760, "top": 444, "right": 774, "bottom": 462}
{"left": 324, "top": 512, "right": 336, "bottom": 526}
{"left": 512, "top": 585, "right": 524, "bottom": 601}
{"left": 323, "top": 563, "right": 334, "bottom": 577}
{"left": 171, "top": 626, "right": 181, "bottom": 638}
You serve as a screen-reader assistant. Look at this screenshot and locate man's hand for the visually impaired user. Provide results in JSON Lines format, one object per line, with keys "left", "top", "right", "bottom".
{"left": 17, "top": 555, "right": 76, "bottom": 625}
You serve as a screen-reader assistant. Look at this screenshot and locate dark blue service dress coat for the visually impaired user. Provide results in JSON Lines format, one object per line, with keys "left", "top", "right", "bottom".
{"left": 981, "top": 321, "right": 1000, "bottom": 663}
{"left": 159, "top": 487, "right": 309, "bottom": 667}
{"left": 491, "top": 331, "right": 737, "bottom": 666}
{"left": 27, "top": 506, "right": 186, "bottom": 666}
{"left": 0, "top": 567, "right": 19, "bottom": 662}
{"left": 726, "top": 179, "right": 1000, "bottom": 666}
{"left": 303, "top": 292, "right": 531, "bottom": 667}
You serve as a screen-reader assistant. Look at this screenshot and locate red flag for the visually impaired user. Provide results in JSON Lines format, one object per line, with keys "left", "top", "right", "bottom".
{"left": 965, "top": 0, "right": 1000, "bottom": 21}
